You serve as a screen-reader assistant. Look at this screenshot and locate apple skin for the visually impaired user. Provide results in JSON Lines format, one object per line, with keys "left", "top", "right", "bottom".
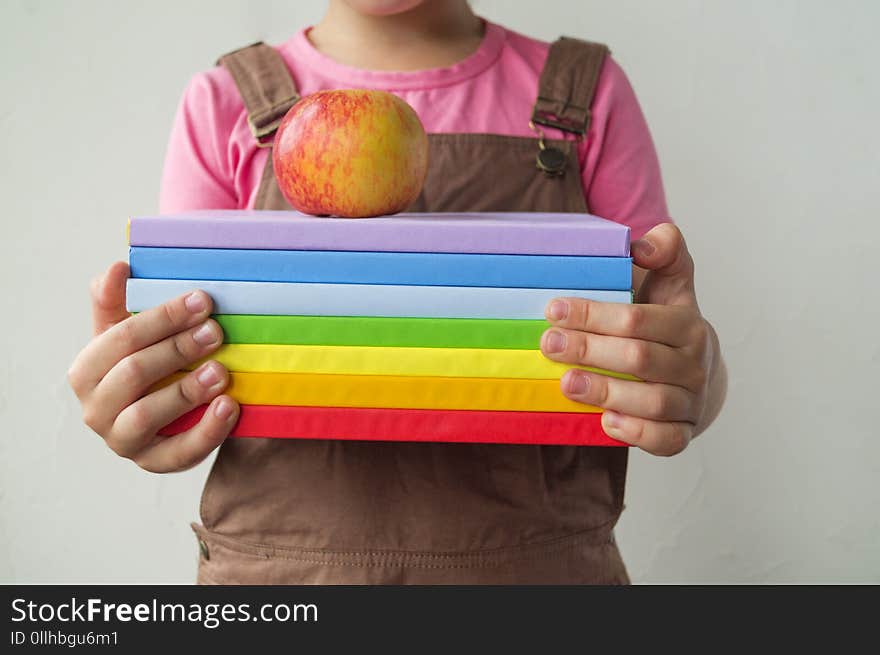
{"left": 272, "top": 89, "right": 429, "bottom": 218}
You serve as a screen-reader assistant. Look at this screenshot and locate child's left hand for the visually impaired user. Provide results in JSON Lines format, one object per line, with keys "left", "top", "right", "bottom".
{"left": 540, "top": 223, "right": 726, "bottom": 456}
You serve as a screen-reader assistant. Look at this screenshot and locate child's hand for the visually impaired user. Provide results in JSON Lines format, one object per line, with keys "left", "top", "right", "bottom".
{"left": 540, "top": 223, "right": 725, "bottom": 456}
{"left": 68, "top": 261, "right": 239, "bottom": 472}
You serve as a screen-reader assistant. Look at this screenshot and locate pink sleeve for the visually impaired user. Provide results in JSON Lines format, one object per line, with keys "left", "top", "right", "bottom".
{"left": 159, "top": 70, "right": 245, "bottom": 213}
{"left": 581, "top": 57, "right": 672, "bottom": 240}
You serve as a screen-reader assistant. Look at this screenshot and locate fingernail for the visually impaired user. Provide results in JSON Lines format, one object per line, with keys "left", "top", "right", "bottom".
{"left": 633, "top": 239, "right": 655, "bottom": 257}
{"left": 543, "top": 330, "right": 566, "bottom": 353}
{"left": 564, "top": 370, "right": 589, "bottom": 395}
{"left": 213, "top": 397, "right": 234, "bottom": 420}
{"left": 185, "top": 291, "right": 207, "bottom": 313}
{"left": 197, "top": 362, "right": 220, "bottom": 387}
{"left": 192, "top": 321, "right": 219, "bottom": 345}
{"left": 547, "top": 300, "right": 569, "bottom": 321}
{"left": 603, "top": 410, "right": 622, "bottom": 429}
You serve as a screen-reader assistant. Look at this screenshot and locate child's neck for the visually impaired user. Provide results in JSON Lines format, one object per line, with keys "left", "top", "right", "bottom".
{"left": 308, "top": 0, "right": 484, "bottom": 71}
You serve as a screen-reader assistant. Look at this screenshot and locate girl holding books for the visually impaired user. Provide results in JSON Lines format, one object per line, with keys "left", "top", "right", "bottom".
{"left": 68, "top": 0, "right": 727, "bottom": 584}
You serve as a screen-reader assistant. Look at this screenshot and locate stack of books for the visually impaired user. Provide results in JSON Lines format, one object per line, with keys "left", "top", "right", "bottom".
{"left": 126, "top": 211, "right": 634, "bottom": 446}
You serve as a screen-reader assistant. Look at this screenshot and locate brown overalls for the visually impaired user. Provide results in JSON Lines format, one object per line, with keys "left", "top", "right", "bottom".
{"left": 191, "top": 37, "right": 630, "bottom": 584}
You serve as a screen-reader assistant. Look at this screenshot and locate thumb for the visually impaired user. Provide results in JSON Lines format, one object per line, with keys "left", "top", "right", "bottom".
{"left": 631, "top": 222, "right": 694, "bottom": 279}
{"left": 631, "top": 222, "right": 699, "bottom": 308}
{"left": 90, "top": 261, "right": 131, "bottom": 335}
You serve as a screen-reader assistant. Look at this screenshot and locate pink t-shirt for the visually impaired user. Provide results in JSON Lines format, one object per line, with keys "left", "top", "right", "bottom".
{"left": 160, "top": 20, "right": 670, "bottom": 238}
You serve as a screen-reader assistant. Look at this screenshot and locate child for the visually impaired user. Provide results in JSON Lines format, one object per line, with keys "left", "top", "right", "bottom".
{"left": 68, "top": 0, "right": 727, "bottom": 584}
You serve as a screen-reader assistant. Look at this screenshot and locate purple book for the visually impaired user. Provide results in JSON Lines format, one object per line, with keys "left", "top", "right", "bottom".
{"left": 128, "top": 210, "right": 630, "bottom": 257}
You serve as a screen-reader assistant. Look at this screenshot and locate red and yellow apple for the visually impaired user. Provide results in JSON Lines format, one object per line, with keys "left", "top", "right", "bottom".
{"left": 272, "top": 89, "right": 429, "bottom": 217}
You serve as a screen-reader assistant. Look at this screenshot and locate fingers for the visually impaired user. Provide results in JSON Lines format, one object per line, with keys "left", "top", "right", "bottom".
{"left": 560, "top": 369, "right": 697, "bottom": 423}
{"left": 600, "top": 410, "right": 693, "bottom": 457}
{"left": 109, "top": 361, "right": 230, "bottom": 457}
{"left": 630, "top": 222, "right": 693, "bottom": 279}
{"left": 132, "top": 395, "right": 239, "bottom": 473}
{"left": 70, "top": 289, "right": 214, "bottom": 393}
{"left": 72, "top": 270, "right": 237, "bottom": 474}
{"left": 91, "top": 261, "right": 132, "bottom": 336}
{"left": 545, "top": 299, "right": 697, "bottom": 348}
{"left": 541, "top": 327, "right": 703, "bottom": 390}
{"left": 90, "top": 319, "right": 224, "bottom": 415}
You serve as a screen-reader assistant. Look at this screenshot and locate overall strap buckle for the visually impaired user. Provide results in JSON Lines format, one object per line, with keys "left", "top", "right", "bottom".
{"left": 530, "top": 37, "right": 610, "bottom": 137}
{"left": 218, "top": 42, "right": 300, "bottom": 148}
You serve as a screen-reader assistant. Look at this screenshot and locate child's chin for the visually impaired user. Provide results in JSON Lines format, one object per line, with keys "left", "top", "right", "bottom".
{"left": 344, "top": 0, "right": 426, "bottom": 18}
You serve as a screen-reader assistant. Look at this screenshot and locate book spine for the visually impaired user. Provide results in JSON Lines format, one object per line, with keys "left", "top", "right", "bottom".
{"left": 126, "top": 279, "right": 632, "bottom": 318}
{"left": 129, "top": 215, "right": 630, "bottom": 256}
{"left": 160, "top": 405, "right": 626, "bottom": 447}
{"left": 189, "top": 343, "right": 636, "bottom": 380}
{"left": 159, "top": 371, "right": 602, "bottom": 413}
{"left": 211, "top": 314, "right": 549, "bottom": 349}
{"left": 130, "top": 247, "right": 633, "bottom": 290}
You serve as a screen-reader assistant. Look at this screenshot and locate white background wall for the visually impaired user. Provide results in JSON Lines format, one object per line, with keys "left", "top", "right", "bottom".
{"left": 1, "top": 0, "right": 877, "bottom": 583}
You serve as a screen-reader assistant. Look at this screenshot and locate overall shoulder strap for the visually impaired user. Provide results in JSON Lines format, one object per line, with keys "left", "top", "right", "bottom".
{"left": 531, "top": 37, "right": 609, "bottom": 136}
{"left": 217, "top": 42, "right": 300, "bottom": 146}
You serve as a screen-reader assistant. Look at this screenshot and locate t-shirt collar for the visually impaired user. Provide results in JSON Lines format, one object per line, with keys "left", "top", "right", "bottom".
{"left": 284, "top": 18, "right": 506, "bottom": 91}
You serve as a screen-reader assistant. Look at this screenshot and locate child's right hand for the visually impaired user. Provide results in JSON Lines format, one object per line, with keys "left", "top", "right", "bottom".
{"left": 68, "top": 261, "right": 240, "bottom": 473}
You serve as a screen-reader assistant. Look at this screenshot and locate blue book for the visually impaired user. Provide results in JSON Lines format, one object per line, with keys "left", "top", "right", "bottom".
{"left": 126, "top": 278, "right": 632, "bottom": 319}
{"left": 129, "top": 247, "right": 632, "bottom": 291}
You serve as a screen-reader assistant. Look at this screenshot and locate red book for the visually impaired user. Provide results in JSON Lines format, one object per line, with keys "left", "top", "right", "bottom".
{"left": 161, "top": 404, "right": 625, "bottom": 447}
